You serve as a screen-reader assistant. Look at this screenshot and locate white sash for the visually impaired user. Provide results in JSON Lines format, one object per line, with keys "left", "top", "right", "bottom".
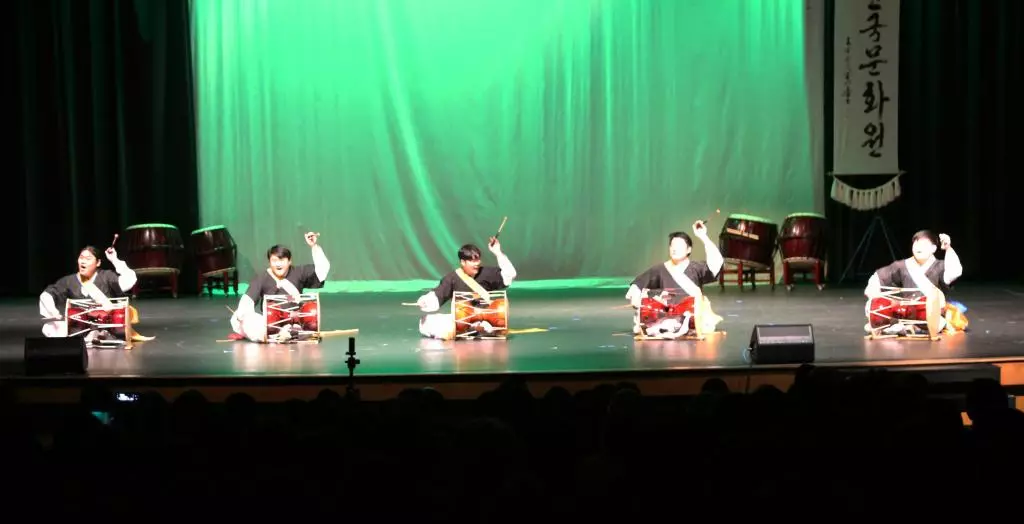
{"left": 663, "top": 261, "right": 702, "bottom": 298}
{"left": 80, "top": 275, "right": 114, "bottom": 309}
{"left": 269, "top": 269, "right": 302, "bottom": 298}
{"left": 456, "top": 268, "right": 491, "bottom": 302}
{"left": 904, "top": 258, "right": 936, "bottom": 294}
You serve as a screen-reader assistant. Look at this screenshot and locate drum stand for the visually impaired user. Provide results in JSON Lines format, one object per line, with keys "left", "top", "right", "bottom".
{"left": 199, "top": 269, "right": 239, "bottom": 297}
{"left": 634, "top": 323, "right": 707, "bottom": 341}
{"left": 866, "top": 324, "right": 940, "bottom": 342}
{"left": 839, "top": 214, "right": 897, "bottom": 284}
{"left": 634, "top": 328, "right": 706, "bottom": 341}
{"left": 783, "top": 259, "right": 826, "bottom": 291}
{"left": 718, "top": 261, "right": 777, "bottom": 291}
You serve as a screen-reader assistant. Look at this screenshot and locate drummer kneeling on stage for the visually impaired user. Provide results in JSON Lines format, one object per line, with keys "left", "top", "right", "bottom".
{"left": 626, "top": 220, "right": 725, "bottom": 338}
{"left": 416, "top": 237, "right": 517, "bottom": 340}
{"left": 230, "top": 232, "right": 330, "bottom": 342}
{"left": 863, "top": 230, "right": 968, "bottom": 336}
{"left": 39, "top": 245, "right": 152, "bottom": 343}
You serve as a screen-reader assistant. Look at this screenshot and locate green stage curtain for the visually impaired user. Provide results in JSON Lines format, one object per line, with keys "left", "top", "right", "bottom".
{"left": 192, "top": 0, "right": 816, "bottom": 288}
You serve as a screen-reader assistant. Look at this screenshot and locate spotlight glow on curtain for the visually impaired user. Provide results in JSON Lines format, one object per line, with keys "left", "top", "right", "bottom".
{"left": 192, "top": 0, "right": 814, "bottom": 291}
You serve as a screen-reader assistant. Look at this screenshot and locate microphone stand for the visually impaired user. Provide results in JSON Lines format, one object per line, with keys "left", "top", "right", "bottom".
{"left": 345, "top": 337, "right": 361, "bottom": 401}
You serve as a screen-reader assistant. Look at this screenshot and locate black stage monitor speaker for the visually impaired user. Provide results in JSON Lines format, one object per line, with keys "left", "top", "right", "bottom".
{"left": 24, "top": 337, "right": 88, "bottom": 376}
{"left": 748, "top": 324, "right": 815, "bottom": 365}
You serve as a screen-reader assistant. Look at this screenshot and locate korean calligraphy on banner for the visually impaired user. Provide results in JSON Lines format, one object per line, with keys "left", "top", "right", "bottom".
{"left": 831, "top": 0, "right": 902, "bottom": 210}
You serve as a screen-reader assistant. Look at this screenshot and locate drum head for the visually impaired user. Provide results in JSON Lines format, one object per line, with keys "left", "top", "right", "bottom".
{"left": 727, "top": 213, "right": 773, "bottom": 223}
{"left": 126, "top": 223, "right": 179, "bottom": 230}
{"left": 785, "top": 212, "right": 826, "bottom": 219}
{"left": 191, "top": 224, "right": 228, "bottom": 235}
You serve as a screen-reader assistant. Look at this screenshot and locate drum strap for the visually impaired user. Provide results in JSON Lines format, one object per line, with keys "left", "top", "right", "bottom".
{"left": 663, "top": 261, "right": 702, "bottom": 298}
{"left": 455, "top": 269, "right": 491, "bottom": 302}
{"left": 268, "top": 269, "right": 302, "bottom": 298}
{"left": 79, "top": 276, "right": 114, "bottom": 309}
{"left": 904, "top": 258, "right": 936, "bottom": 295}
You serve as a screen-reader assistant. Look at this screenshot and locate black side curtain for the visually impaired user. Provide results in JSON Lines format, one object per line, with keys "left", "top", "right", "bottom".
{"left": 11, "top": 0, "right": 199, "bottom": 297}
{"left": 824, "top": 0, "right": 1023, "bottom": 284}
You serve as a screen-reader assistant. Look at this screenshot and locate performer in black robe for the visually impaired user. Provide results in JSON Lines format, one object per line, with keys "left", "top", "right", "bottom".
{"left": 625, "top": 220, "right": 724, "bottom": 337}
{"left": 230, "top": 232, "right": 330, "bottom": 342}
{"left": 864, "top": 230, "right": 966, "bottom": 334}
{"left": 415, "top": 237, "right": 517, "bottom": 339}
{"left": 38, "top": 245, "right": 143, "bottom": 342}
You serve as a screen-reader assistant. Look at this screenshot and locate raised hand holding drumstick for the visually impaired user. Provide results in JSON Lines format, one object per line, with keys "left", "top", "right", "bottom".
{"left": 690, "top": 208, "right": 721, "bottom": 239}
{"left": 489, "top": 216, "right": 508, "bottom": 248}
{"left": 692, "top": 220, "right": 708, "bottom": 238}
{"left": 488, "top": 216, "right": 509, "bottom": 255}
{"left": 104, "top": 233, "right": 121, "bottom": 262}
{"left": 304, "top": 231, "right": 320, "bottom": 247}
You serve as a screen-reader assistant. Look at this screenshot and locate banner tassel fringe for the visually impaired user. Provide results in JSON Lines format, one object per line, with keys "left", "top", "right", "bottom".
{"left": 829, "top": 174, "right": 902, "bottom": 211}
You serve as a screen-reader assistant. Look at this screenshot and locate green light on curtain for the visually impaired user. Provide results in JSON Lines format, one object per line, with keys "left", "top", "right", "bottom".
{"left": 192, "top": 0, "right": 813, "bottom": 292}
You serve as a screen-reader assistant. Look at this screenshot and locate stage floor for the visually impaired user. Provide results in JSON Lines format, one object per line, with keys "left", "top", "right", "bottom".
{"left": 2, "top": 284, "right": 1024, "bottom": 380}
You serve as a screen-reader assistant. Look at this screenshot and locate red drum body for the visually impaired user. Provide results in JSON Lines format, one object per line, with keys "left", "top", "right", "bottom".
{"left": 719, "top": 214, "right": 778, "bottom": 270}
{"left": 191, "top": 225, "right": 237, "bottom": 276}
{"left": 453, "top": 291, "right": 509, "bottom": 339}
{"left": 265, "top": 302, "right": 320, "bottom": 331}
{"left": 638, "top": 294, "right": 696, "bottom": 330}
{"left": 65, "top": 297, "right": 130, "bottom": 347}
{"left": 120, "top": 223, "right": 184, "bottom": 273}
{"left": 868, "top": 295, "right": 927, "bottom": 329}
{"left": 779, "top": 212, "right": 828, "bottom": 264}
{"left": 263, "top": 294, "right": 321, "bottom": 343}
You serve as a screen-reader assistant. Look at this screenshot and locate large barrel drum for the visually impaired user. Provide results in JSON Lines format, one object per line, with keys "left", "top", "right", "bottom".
{"left": 718, "top": 214, "right": 778, "bottom": 269}
{"left": 120, "top": 223, "right": 184, "bottom": 273}
{"left": 191, "top": 225, "right": 237, "bottom": 276}
{"left": 779, "top": 212, "right": 828, "bottom": 263}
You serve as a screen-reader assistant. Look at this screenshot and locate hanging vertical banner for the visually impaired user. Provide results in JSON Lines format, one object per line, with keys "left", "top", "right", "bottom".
{"left": 831, "top": 0, "right": 901, "bottom": 209}
{"left": 833, "top": 0, "right": 900, "bottom": 176}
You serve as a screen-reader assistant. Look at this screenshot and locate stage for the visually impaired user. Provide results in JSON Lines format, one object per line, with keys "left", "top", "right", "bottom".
{"left": 3, "top": 284, "right": 1024, "bottom": 401}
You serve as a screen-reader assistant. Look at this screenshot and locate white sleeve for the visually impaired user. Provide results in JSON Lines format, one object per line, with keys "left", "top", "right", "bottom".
{"left": 418, "top": 291, "right": 440, "bottom": 313}
{"left": 110, "top": 258, "right": 137, "bottom": 292}
{"left": 235, "top": 294, "right": 256, "bottom": 318}
{"left": 312, "top": 245, "right": 330, "bottom": 282}
{"left": 864, "top": 273, "right": 882, "bottom": 297}
{"left": 496, "top": 253, "right": 517, "bottom": 286}
{"left": 943, "top": 248, "right": 962, "bottom": 285}
{"left": 39, "top": 292, "right": 62, "bottom": 319}
{"left": 702, "top": 236, "right": 724, "bottom": 277}
{"left": 625, "top": 284, "right": 642, "bottom": 300}
{"left": 230, "top": 295, "right": 261, "bottom": 338}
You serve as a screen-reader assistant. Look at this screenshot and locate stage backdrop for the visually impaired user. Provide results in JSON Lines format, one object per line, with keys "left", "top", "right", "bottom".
{"left": 192, "top": 0, "right": 817, "bottom": 290}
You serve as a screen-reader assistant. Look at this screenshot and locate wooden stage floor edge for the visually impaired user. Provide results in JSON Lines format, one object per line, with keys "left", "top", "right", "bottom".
{"left": 7, "top": 357, "right": 1024, "bottom": 404}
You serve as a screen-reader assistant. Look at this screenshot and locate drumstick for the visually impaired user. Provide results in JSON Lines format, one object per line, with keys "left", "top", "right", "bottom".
{"left": 489, "top": 216, "right": 508, "bottom": 247}
{"left": 401, "top": 302, "right": 419, "bottom": 306}
{"left": 225, "top": 305, "right": 235, "bottom": 314}
{"left": 701, "top": 209, "right": 721, "bottom": 225}
{"left": 320, "top": 328, "right": 359, "bottom": 337}
{"left": 110, "top": 233, "right": 119, "bottom": 248}
{"left": 693, "top": 209, "right": 720, "bottom": 234}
